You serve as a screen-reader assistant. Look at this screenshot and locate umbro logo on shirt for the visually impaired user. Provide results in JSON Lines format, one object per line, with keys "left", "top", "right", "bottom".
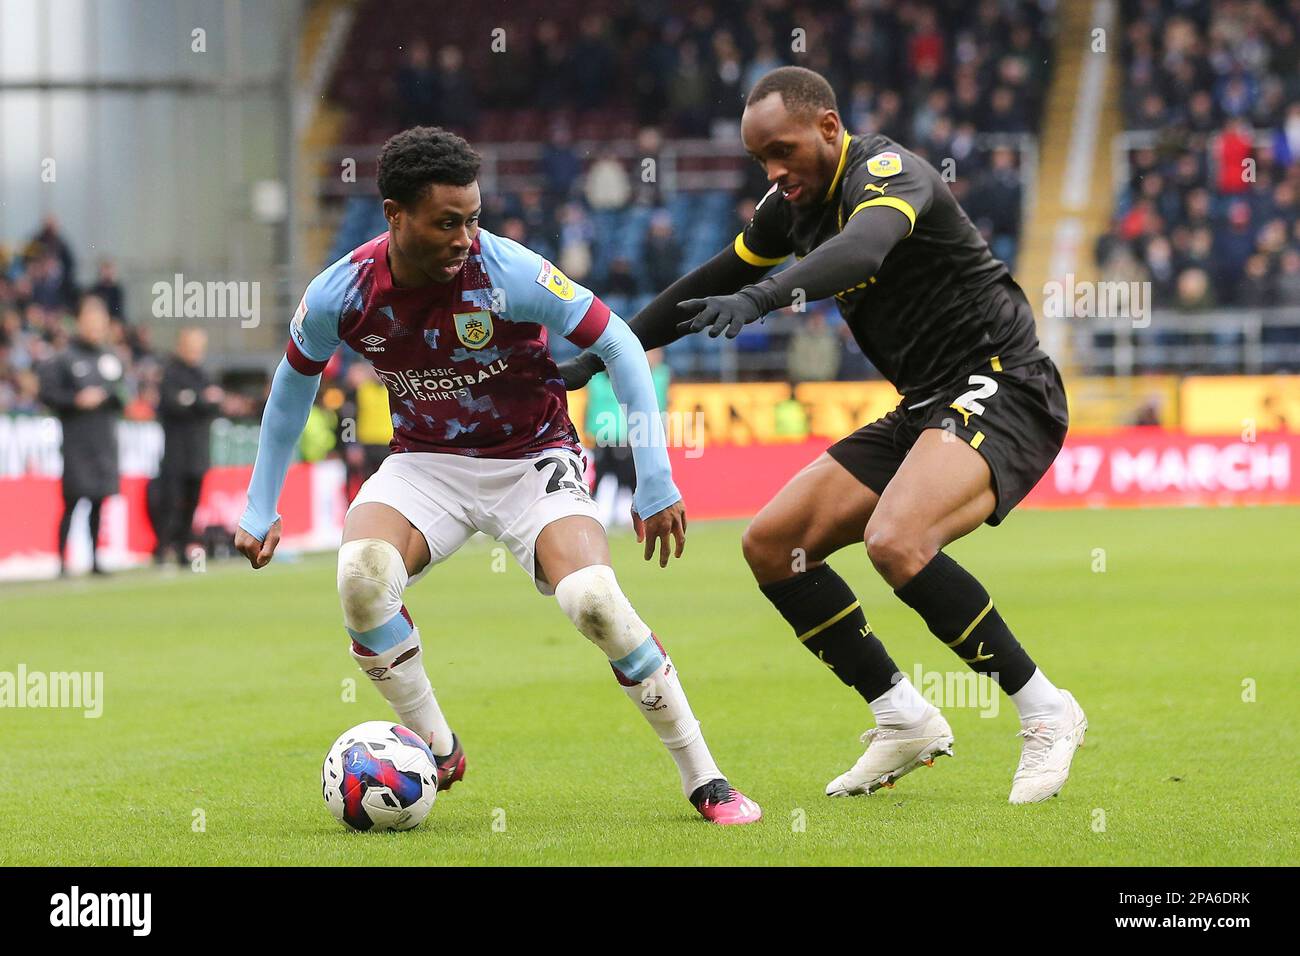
{"left": 359, "top": 334, "right": 386, "bottom": 352}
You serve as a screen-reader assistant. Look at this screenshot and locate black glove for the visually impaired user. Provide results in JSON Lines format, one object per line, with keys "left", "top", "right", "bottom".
{"left": 557, "top": 351, "right": 606, "bottom": 390}
{"left": 676, "top": 288, "right": 769, "bottom": 339}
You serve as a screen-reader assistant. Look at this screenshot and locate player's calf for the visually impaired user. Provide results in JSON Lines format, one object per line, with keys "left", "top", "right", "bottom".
{"left": 339, "top": 538, "right": 460, "bottom": 774}
{"left": 554, "top": 564, "right": 761, "bottom": 824}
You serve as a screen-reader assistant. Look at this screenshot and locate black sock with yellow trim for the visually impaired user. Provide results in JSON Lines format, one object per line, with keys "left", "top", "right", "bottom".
{"left": 893, "top": 551, "right": 1036, "bottom": 693}
{"left": 758, "top": 564, "right": 900, "bottom": 702}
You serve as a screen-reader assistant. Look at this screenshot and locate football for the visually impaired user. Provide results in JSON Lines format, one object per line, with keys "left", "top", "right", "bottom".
{"left": 321, "top": 721, "right": 439, "bottom": 832}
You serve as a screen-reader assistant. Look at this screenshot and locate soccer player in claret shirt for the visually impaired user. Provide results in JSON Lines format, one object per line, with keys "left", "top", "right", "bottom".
{"left": 233, "top": 127, "right": 760, "bottom": 825}
{"left": 562, "top": 67, "right": 1087, "bottom": 804}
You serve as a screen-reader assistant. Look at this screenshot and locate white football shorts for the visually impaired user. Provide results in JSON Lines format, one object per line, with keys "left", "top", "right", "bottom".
{"left": 346, "top": 449, "right": 600, "bottom": 594}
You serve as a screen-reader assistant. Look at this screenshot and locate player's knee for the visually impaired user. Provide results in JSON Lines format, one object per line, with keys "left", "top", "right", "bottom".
{"left": 864, "top": 519, "right": 929, "bottom": 581}
{"left": 337, "top": 538, "right": 407, "bottom": 632}
{"left": 554, "top": 564, "right": 647, "bottom": 659}
{"left": 741, "top": 516, "right": 785, "bottom": 575}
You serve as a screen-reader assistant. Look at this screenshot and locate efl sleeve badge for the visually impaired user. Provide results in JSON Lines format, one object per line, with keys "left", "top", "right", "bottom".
{"left": 866, "top": 151, "right": 903, "bottom": 177}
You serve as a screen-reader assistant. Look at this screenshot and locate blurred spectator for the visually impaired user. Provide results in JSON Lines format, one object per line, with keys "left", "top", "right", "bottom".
{"left": 38, "top": 296, "right": 124, "bottom": 576}
{"left": 432, "top": 45, "right": 478, "bottom": 133}
{"left": 499, "top": 216, "right": 529, "bottom": 246}
{"left": 709, "top": 30, "right": 747, "bottom": 133}
{"left": 151, "top": 328, "right": 224, "bottom": 565}
{"left": 643, "top": 210, "right": 682, "bottom": 294}
{"left": 631, "top": 126, "right": 665, "bottom": 207}
{"left": 1238, "top": 254, "right": 1274, "bottom": 306}
{"left": 1216, "top": 119, "right": 1254, "bottom": 195}
{"left": 1176, "top": 268, "right": 1216, "bottom": 311}
{"left": 1277, "top": 248, "right": 1300, "bottom": 304}
{"left": 530, "top": 19, "right": 574, "bottom": 108}
{"left": 836, "top": 322, "right": 876, "bottom": 381}
{"left": 28, "top": 215, "right": 78, "bottom": 308}
{"left": 339, "top": 361, "right": 391, "bottom": 503}
{"left": 1212, "top": 201, "right": 1257, "bottom": 300}
{"left": 301, "top": 389, "right": 339, "bottom": 463}
{"left": 584, "top": 152, "right": 632, "bottom": 210}
{"left": 787, "top": 309, "right": 841, "bottom": 383}
{"left": 556, "top": 202, "right": 595, "bottom": 281}
{"left": 88, "top": 258, "right": 125, "bottom": 322}
{"left": 512, "top": 186, "right": 557, "bottom": 260}
{"left": 667, "top": 43, "right": 711, "bottom": 137}
{"left": 395, "top": 40, "right": 436, "bottom": 129}
{"left": 540, "top": 125, "right": 582, "bottom": 204}
{"left": 570, "top": 14, "right": 616, "bottom": 110}
{"left": 605, "top": 258, "right": 639, "bottom": 302}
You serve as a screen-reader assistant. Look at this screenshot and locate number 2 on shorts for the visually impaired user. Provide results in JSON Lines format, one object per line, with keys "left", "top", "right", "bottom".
{"left": 951, "top": 374, "right": 999, "bottom": 419}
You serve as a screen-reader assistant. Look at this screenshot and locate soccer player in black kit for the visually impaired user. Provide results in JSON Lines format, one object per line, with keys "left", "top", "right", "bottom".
{"left": 562, "top": 67, "right": 1087, "bottom": 803}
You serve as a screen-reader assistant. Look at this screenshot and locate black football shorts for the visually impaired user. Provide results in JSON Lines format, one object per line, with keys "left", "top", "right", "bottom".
{"left": 826, "top": 357, "right": 1069, "bottom": 526}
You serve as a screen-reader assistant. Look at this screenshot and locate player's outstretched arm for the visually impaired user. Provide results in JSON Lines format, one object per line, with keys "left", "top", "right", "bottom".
{"left": 588, "top": 313, "right": 685, "bottom": 567}
{"left": 558, "top": 244, "right": 773, "bottom": 390}
{"left": 234, "top": 357, "right": 321, "bottom": 569}
{"left": 678, "top": 205, "right": 912, "bottom": 338}
{"left": 236, "top": 262, "right": 345, "bottom": 568}
{"left": 476, "top": 228, "right": 686, "bottom": 564}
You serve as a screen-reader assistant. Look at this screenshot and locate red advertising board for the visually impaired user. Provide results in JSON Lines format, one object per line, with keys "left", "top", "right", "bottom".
{"left": 2, "top": 428, "right": 1295, "bottom": 580}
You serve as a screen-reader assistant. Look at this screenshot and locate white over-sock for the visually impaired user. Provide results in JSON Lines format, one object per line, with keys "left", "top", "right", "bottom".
{"left": 1009, "top": 668, "right": 1067, "bottom": 723}
{"left": 869, "top": 676, "right": 937, "bottom": 728}
{"left": 621, "top": 656, "right": 722, "bottom": 797}
{"left": 351, "top": 628, "right": 455, "bottom": 755}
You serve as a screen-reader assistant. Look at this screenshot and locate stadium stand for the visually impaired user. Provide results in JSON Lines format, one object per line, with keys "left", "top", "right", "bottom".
{"left": 315, "top": 0, "right": 1054, "bottom": 380}
{"left": 1088, "top": 0, "right": 1300, "bottom": 374}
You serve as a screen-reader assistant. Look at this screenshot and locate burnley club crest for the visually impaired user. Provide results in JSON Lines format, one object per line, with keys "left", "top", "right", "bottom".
{"left": 453, "top": 309, "right": 494, "bottom": 349}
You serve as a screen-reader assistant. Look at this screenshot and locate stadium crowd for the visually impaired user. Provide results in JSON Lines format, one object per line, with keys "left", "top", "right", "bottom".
{"left": 1099, "top": 0, "right": 1300, "bottom": 309}
{"left": 328, "top": 0, "right": 1053, "bottom": 380}
{"left": 8, "top": 0, "right": 1297, "bottom": 415}
{"left": 0, "top": 218, "right": 147, "bottom": 417}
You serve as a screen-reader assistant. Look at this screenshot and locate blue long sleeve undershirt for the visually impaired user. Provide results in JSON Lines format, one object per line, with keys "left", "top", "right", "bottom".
{"left": 586, "top": 314, "right": 678, "bottom": 519}
{"left": 238, "top": 356, "right": 320, "bottom": 542}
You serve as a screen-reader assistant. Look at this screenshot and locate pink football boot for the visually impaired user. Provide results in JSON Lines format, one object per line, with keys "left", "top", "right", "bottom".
{"left": 689, "top": 778, "right": 762, "bottom": 825}
{"left": 433, "top": 733, "right": 466, "bottom": 792}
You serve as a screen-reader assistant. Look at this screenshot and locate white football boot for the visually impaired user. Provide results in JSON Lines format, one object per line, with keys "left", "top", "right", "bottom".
{"left": 1008, "top": 689, "right": 1088, "bottom": 804}
{"left": 826, "top": 709, "right": 955, "bottom": 797}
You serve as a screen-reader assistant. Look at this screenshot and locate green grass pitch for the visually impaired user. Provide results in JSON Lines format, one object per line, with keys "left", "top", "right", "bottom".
{"left": 2, "top": 506, "right": 1297, "bottom": 866}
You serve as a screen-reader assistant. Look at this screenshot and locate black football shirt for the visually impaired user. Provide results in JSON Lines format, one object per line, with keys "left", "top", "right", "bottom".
{"left": 735, "top": 132, "right": 1047, "bottom": 399}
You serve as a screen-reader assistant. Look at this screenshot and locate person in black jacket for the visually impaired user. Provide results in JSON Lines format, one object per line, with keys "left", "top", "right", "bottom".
{"left": 153, "top": 327, "right": 223, "bottom": 564}
{"left": 38, "top": 295, "right": 125, "bottom": 576}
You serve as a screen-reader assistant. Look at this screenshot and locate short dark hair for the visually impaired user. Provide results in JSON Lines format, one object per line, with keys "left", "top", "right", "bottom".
{"left": 377, "top": 126, "right": 481, "bottom": 206}
{"left": 746, "top": 66, "right": 838, "bottom": 119}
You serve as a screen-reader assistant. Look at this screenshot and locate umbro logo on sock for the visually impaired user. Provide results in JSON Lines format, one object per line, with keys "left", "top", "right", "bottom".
{"left": 365, "top": 667, "right": 389, "bottom": 680}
